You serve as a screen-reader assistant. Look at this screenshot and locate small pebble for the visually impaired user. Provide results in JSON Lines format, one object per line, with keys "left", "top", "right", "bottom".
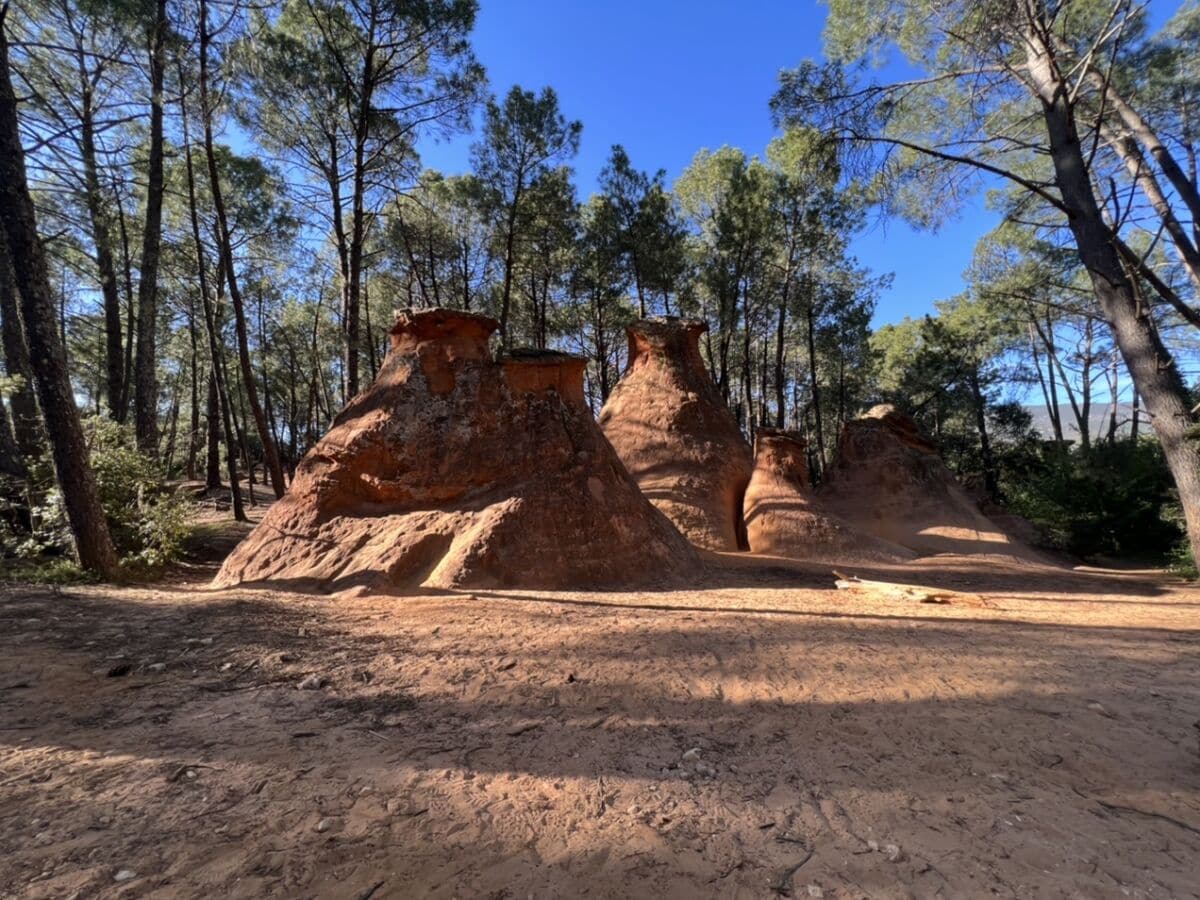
{"left": 298, "top": 674, "right": 326, "bottom": 691}
{"left": 681, "top": 747, "right": 702, "bottom": 762}
{"left": 807, "top": 886, "right": 824, "bottom": 898}
{"left": 113, "top": 869, "right": 137, "bottom": 882}
{"left": 147, "top": 663, "right": 166, "bottom": 673}
{"left": 315, "top": 818, "right": 333, "bottom": 833}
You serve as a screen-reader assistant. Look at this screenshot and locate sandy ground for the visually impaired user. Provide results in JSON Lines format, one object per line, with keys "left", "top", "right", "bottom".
{"left": 2, "top": 517, "right": 1200, "bottom": 898}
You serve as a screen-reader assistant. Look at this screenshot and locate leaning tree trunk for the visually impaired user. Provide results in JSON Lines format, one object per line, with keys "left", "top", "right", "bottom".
{"left": 133, "top": 0, "right": 168, "bottom": 454}
{"left": 0, "top": 15, "right": 119, "bottom": 576}
{"left": 198, "top": 0, "right": 285, "bottom": 499}
{"left": 1026, "top": 30, "right": 1200, "bottom": 565}
{"left": 179, "top": 51, "right": 245, "bottom": 522}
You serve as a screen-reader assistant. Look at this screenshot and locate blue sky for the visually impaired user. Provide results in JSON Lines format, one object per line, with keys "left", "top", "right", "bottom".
{"left": 417, "top": 0, "right": 1182, "bottom": 328}
{"left": 416, "top": 0, "right": 1004, "bottom": 327}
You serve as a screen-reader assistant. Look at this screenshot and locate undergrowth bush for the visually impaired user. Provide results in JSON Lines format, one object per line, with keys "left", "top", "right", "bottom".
{"left": 0, "top": 417, "right": 193, "bottom": 575}
{"left": 1002, "top": 440, "right": 1184, "bottom": 561}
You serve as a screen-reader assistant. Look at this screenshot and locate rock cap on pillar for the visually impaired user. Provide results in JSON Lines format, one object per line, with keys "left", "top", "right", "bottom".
{"left": 214, "top": 307, "right": 695, "bottom": 593}
{"left": 599, "top": 316, "right": 753, "bottom": 552}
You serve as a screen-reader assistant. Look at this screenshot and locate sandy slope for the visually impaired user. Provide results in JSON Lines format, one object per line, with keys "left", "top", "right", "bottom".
{"left": 2, "top": 548, "right": 1199, "bottom": 899}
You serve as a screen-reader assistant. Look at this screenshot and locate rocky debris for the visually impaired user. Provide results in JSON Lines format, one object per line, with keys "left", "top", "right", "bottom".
{"left": 599, "top": 317, "right": 752, "bottom": 551}
{"left": 314, "top": 818, "right": 335, "bottom": 833}
{"left": 743, "top": 428, "right": 915, "bottom": 564}
{"left": 214, "top": 309, "right": 695, "bottom": 593}
{"left": 298, "top": 674, "right": 326, "bottom": 691}
{"left": 820, "top": 405, "right": 1032, "bottom": 558}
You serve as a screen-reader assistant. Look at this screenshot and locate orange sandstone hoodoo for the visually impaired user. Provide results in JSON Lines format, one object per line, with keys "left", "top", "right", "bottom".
{"left": 598, "top": 317, "right": 753, "bottom": 552}
{"left": 743, "top": 428, "right": 915, "bottom": 563}
{"left": 214, "top": 308, "right": 695, "bottom": 593}
{"left": 819, "top": 404, "right": 1030, "bottom": 558}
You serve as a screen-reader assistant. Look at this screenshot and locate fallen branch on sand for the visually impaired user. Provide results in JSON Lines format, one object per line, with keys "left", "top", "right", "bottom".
{"left": 832, "top": 572, "right": 992, "bottom": 608}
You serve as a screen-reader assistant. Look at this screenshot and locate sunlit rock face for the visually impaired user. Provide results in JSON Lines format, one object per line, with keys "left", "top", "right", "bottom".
{"left": 743, "top": 428, "right": 914, "bottom": 564}
{"left": 598, "top": 317, "right": 753, "bottom": 552}
{"left": 820, "top": 405, "right": 1030, "bottom": 558}
{"left": 215, "top": 309, "right": 695, "bottom": 594}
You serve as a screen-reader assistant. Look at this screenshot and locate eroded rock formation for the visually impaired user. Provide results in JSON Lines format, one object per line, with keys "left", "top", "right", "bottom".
{"left": 820, "top": 405, "right": 1027, "bottom": 557}
{"left": 215, "top": 309, "right": 695, "bottom": 593}
{"left": 598, "top": 317, "right": 753, "bottom": 552}
{"left": 743, "top": 428, "right": 915, "bottom": 563}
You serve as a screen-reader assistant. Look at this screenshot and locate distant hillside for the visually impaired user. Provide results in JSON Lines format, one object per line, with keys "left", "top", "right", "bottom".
{"left": 1023, "top": 403, "right": 1141, "bottom": 442}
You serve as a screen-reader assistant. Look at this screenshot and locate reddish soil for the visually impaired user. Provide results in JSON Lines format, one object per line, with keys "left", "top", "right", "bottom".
{"left": 2, "top": 512, "right": 1199, "bottom": 899}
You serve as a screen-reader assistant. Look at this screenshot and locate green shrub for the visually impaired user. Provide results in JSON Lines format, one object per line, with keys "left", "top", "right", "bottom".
{"left": 1, "top": 416, "right": 193, "bottom": 573}
{"left": 1004, "top": 440, "right": 1184, "bottom": 561}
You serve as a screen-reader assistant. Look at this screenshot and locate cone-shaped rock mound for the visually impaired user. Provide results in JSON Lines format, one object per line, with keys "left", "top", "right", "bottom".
{"left": 598, "top": 317, "right": 753, "bottom": 552}
{"left": 214, "top": 309, "right": 696, "bottom": 593}
{"left": 819, "top": 405, "right": 1028, "bottom": 558}
{"left": 744, "top": 429, "right": 914, "bottom": 563}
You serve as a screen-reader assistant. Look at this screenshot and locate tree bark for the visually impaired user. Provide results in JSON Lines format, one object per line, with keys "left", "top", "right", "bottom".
{"left": 198, "top": 0, "right": 284, "bottom": 499}
{"left": 1026, "top": 25, "right": 1200, "bottom": 565}
{"left": 133, "top": 0, "right": 168, "bottom": 454}
{"left": 0, "top": 232, "right": 43, "bottom": 460}
{"left": 75, "top": 61, "right": 125, "bottom": 419}
{"left": 204, "top": 370, "right": 221, "bottom": 490}
{"left": 804, "top": 286, "right": 826, "bottom": 476}
{"left": 498, "top": 184, "right": 522, "bottom": 348}
{"left": 0, "top": 14, "right": 118, "bottom": 575}
{"left": 115, "top": 182, "right": 135, "bottom": 420}
{"left": 187, "top": 290, "right": 200, "bottom": 479}
{"left": 179, "top": 52, "right": 245, "bottom": 521}
{"left": 774, "top": 284, "right": 788, "bottom": 428}
{"left": 968, "top": 368, "right": 999, "bottom": 500}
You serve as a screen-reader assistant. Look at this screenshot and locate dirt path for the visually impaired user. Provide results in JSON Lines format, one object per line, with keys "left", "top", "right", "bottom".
{"left": 2, "top": 556, "right": 1199, "bottom": 898}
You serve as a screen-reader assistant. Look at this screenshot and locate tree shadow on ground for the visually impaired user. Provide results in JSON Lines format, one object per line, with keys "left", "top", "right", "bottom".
{"left": 2, "top": 581, "right": 1198, "bottom": 898}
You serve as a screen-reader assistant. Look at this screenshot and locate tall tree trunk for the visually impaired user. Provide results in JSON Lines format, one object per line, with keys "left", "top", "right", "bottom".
{"left": 198, "top": 0, "right": 284, "bottom": 499}
{"left": 115, "top": 182, "right": 135, "bottom": 421}
{"left": 76, "top": 63, "right": 125, "bottom": 419}
{"left": 187, "top": 290, "right": 200, "bottom": 479}
{"left": 133, "top": 0, "right": 168, "bottom": 454}
{"left": 805, "top": 295, "right": 826, "bottom": 476}
{"left": 343, "top": 37, "right": 377, "bottom": 398}
{"left": 1086, "top": 68, "right": 1200, "bottom": 229}
{"left": 179, "top": 56, "right": 245, "bottom": 523}
{"left": 228, "top": 370, "right": 256, "bottom": 507}
{"left": 0, "top": 233, "right": 43, "bottom": 460}
{"left": 204, "top": 370, "right": 221, "bottom": 490}
{"left": 0, "top": 381, "right": 24, "bottom": 480}
{"left": 968, "top": 368, "right": 999, "bottom": 500}
{"left": 0, "top": 15, "right": 118, "bottom": 575}
{"left": 162, "top": 375, "right": 180, "bottom": 474}
{"left": 498, "top": 183, "right": 523, "bottom": 348}
{"left": 1026, "top": 27, "right": 1200, "bottom": 566}
{"left": 774, "top": 287, "right": 788, "bottom": 428}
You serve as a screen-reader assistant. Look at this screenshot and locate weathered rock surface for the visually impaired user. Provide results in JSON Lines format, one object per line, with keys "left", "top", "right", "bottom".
{"left": 820, "top": 405, "right": 1028, "bottom": 557}
{"left": 598, "top": 317, "right": 752, "bottom": 552}
{"left": 214, "top": 309, "right": 695, "bottom": 593}
{"left": 743, "top": 429, "right": 914, "bottom": 563}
